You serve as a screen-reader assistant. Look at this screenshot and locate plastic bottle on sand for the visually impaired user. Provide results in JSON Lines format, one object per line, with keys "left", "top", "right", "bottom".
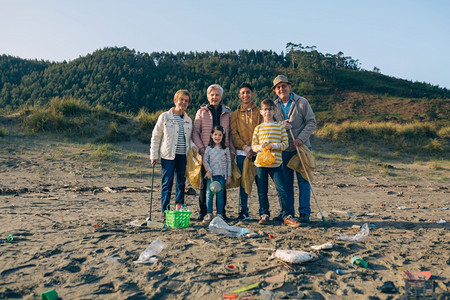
{"left": 133, "top": 238, "right": 165, "bottom": 264}
{"left": 209, "top": 216, "right": 253, "bottom": 237}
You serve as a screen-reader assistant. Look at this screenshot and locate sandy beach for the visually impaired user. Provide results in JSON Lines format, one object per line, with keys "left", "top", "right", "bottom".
{"left": 0, "top": 134, "right": 449, "bottom": 299}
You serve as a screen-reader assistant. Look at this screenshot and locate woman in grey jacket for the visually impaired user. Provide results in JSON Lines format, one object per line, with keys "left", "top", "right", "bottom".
{"left": 150, "top": 89, "right": 195, "bottom": 215}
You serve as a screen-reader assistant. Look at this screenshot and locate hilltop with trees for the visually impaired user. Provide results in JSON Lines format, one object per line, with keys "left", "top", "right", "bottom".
{"left": 1, "top": 44, "right": 448, "bottom": 124}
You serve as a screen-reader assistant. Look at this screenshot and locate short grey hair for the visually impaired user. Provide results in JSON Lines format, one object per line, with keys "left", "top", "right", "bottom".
{"left": 207, "top": 84, "right": 223, "bottom": 96}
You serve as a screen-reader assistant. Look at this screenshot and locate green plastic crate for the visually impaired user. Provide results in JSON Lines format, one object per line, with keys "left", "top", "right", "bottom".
{"left": 164, "top": 204, "right": 191, "bottom": 228}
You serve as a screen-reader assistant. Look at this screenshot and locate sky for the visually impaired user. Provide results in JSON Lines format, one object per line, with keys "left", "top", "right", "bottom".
{"left": 1, "top": 0, "right": 449, "bottom": 89}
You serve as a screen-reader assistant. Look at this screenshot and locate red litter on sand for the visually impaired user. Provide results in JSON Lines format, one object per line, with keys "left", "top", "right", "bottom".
{"left": 93, "top": 224, "right": 100, "bottom": 228}
{"left": 403, "top": 271, "right": 431, "bottom": 281}
{"left": 269, "top": 234, "right": 274, "bottom": 239}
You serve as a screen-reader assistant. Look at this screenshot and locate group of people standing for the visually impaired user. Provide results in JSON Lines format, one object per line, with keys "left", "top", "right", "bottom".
{"left": 149, "top": 75, "right": 316, "bottom": 228}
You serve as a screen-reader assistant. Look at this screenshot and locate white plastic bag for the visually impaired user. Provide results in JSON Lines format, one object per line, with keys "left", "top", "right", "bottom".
{"left": 311, "top": 242, "right": 333, "bottom": 250}
{"left": 271, "top": 250, "right": 314, "bottom": 264}
{"left": 133, "top": 238, "right": 165, "bottom": 264}
{"left": 337, "top": 223, "right": 369, "bottom": 242}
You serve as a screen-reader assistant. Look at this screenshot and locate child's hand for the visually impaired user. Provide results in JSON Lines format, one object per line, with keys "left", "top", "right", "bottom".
{"left": 264, "top": 143, "right": 273, "bottom": 150}
{"left": 226, "top": 176, "right": 232, "bottom": 185}
{"left": 205, "top": 170, "right": 212, "bottom": 179}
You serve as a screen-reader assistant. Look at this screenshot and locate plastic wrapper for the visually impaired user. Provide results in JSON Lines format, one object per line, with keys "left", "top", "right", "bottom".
{"left": 337, "top": 223, "right": 369, "bottom": 242}
{"left": 271, "top": 250, "right": 314, "bottom": 264}
{"left": 311, "top": 242, "right": 333, "bottom": 250}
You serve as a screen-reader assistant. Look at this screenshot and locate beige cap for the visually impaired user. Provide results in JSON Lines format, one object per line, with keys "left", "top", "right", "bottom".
{"left": 272, "top": 75, "right": 291, "bottom": 89}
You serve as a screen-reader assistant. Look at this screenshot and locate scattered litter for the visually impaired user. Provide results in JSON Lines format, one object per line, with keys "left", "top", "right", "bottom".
{"left": 128, "top": 219, "right": 144, "bottom": 227}
{"left": 335, "top": 269, "right": 358, "bottom": 275}
{"left": 317, "top": 211, "right": 329, "bottom": 218}
{"left": 365, "top": 212, "right": 378, "bottom": 216}
{"left": 351, "top": 256, "right": 368, "bottom": 268}
{"left": 133, "top": 238, "right": 165, "bottom": 264}
{"left": 311, "top": 242, "right": 333, "bottom": 250}
{"left": 268, "top": 234, "right": 275, "bottom": 239}
{"left": 361, "top": 224, "right": 376, "bottom": 228}
{"left": 337, "top": 223, "right": 369, "bottom": 242}
{"left": 103, "top": 186, "right": 115, "bottom": 193}
{"left": 93, "top": 224, "right": 100, "bottom": 228}
{"left": 403, "top": 270, "right": 431, "bottom": 281}
{"left": 397, "top": 206, "right": 407, "bottom": 210}
{"left": 209, "top": 217, "right": 256, "bottom": 237}
{"left": 332, "top": 209, "right": 358, "bottom": 218}
{"left": 6, "top": 234, "right": 13, "bottom": 241}
{"left": 41, "top": 289, "right": 58, "bottom": 300}
{"left": 437, "top": 219, "right": 446, "bottom": 224}
{"left": 270, "top": 250, "right": 314, "bottom": 264}
{"left": 352, "top": 225, "right": 361, "bottom": 229}
{"left": 441, "top": 207, "right": 449, "bottom": 210}
{"left": 225, "top": 264, "right": 239, "bottom": 271}
{"left": 106, "top": 256, "right": 121, "bottom": 263}
{"left": 222, "top": 294, "right": 237, "bottom": 299}
{"left": 231, "top": 282, "right": 260, "bottom": 293}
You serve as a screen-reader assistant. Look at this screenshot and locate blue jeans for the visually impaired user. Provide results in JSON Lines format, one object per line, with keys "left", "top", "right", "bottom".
{"left": 255, "top": 165, "right": 294, "bottom": 218}
{"left": 236, "top": 155, "right": 255, "bottom": 215}
{"left": 199, "top": 166, "right": 227, "bottom": 216}
{"left": 206, "top": 176, "right": 225, "bottom": 214}
{"left": 160, "top": 154, "right": 187, "bottom": 212}
{"left": 282, "top": 151, "right": 311, "bottom": 215}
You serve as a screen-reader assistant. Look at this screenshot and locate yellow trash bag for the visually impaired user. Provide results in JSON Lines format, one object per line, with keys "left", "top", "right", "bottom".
{"left": 242, "top": 157, "right": 256, "bottom": 195}
{"left": 185, "top": 148, "right": 202, "bottom": 189}
{"left": 226, "top": 161, "right": 241, "bottom": 189}
{"left": 287, "top": 145, "right": 316, "bottom": 181}
{"left": 255, "top": 148, "right": 275, "bottom": 166}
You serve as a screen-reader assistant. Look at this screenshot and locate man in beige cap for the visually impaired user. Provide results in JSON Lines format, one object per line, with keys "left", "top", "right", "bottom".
{"left": 272, "top": 75, "right": 317, "bottom": 223}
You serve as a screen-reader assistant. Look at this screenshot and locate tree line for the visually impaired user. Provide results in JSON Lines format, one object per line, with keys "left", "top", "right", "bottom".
{"left": 1, "top": 44, "right": 449, "bottom": 120}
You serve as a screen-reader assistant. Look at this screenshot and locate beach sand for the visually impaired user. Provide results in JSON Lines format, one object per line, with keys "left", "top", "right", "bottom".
{"left": 0, "top": 135, "right": 449, "bottom": 299}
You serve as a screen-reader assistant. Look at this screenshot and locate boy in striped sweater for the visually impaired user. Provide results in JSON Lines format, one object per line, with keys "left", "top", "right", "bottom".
{"left": 252, "top": 99, "right": 300, "bottom": 227}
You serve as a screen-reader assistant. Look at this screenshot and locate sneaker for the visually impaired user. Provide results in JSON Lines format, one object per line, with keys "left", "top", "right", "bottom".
{"left": 258, "top": 214, "right": 270, "bottom": 225}
{"left": 197, "top": 213, "right": 206, "bottom": 221}
{"left": 237, "top": 212, "right": 250, "bottom": 221}
{"left": 284, "top": 215, "right": 301, "bottom": 228}
{"left": 203, "top": 213, "right": 213, "bottom": 222}
{"left": 299, "top": 213, "right": 310, "bottom": 224}
{"left": 273, "top": 214, "right": 283, "bottom": 222}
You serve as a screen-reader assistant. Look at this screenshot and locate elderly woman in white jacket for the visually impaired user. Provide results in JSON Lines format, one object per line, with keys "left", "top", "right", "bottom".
{"left": 150, "top": 89, "right": 195, "bottom": 215}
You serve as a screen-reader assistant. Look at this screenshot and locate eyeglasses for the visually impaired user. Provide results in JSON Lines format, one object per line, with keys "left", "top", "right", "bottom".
{"left": 261, "top": 108, "right": 273, "bottom": 111}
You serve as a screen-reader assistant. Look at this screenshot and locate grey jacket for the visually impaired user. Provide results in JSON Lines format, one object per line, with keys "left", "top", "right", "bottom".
{"left": 203, "top": 146, "right": 232, "bottom": 178}
{"left": 273, "top": 92, "right": 316, "bottom": 151}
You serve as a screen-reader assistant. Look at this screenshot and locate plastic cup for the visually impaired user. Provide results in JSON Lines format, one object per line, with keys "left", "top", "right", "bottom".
{"left": 41, "top": 289, "right": 58, "bottom": 300}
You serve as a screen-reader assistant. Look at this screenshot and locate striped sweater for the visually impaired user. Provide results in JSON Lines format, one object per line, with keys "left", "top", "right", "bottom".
{"left": 251, "top": 122, "right": 288, "bottom": 167}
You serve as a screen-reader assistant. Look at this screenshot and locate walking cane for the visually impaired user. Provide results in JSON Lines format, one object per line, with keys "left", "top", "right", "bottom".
{"left": 289, "top": 130, "right": 328, "bottom": 226}
{"left": 147, "top": 163, "right": 165, "bottom": 228}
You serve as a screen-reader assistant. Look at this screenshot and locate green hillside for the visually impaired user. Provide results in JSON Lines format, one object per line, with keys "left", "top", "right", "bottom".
{"left": 1, "top": 45, "right": 449, "bottom": 125}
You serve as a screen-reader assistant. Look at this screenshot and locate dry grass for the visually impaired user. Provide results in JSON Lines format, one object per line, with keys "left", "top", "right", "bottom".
{"left": 315, "top": 121, "right": 448, "bottom": 158}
